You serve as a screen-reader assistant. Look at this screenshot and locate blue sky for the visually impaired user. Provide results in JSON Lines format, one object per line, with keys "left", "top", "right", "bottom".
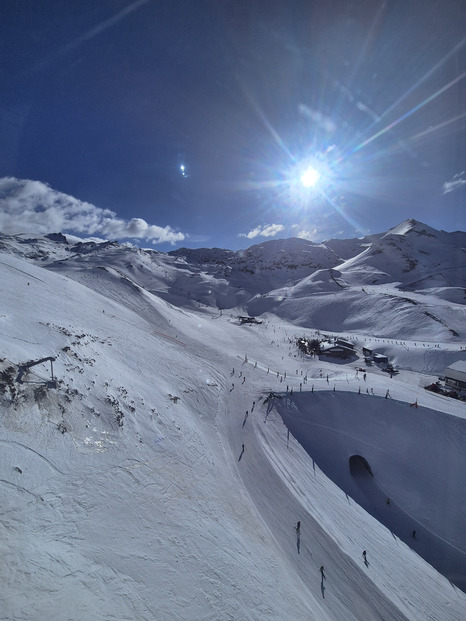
{"left": 1, "top": 0, "right": 465, "bottom": 249}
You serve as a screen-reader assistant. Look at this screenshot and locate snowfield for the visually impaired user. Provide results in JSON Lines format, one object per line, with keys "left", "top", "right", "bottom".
{"left": 1, "top": 223, "right": 465, "bottom": 620}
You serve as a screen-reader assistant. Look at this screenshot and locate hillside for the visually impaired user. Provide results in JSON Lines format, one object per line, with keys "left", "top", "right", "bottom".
{"left": 1, "top": 224, "right": 466, "bottom": 620}
{"left": 170, "top": 219, "right": 466, "bottom": 293}
{"left": 1, "top": 218, "right": 465, "bottom": 323}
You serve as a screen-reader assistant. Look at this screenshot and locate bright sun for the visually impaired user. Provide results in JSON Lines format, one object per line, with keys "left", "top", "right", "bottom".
{"left": 300, "top": 165, "right": 320, "bottom": 188}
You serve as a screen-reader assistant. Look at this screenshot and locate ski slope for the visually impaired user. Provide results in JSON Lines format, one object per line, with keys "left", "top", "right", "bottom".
{"left": 1, "top": 247, "right": 466, "bottom": 620}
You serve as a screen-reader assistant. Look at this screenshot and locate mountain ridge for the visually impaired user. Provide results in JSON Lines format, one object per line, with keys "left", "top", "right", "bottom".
{"left": 1, "top": 218, "right": 464, "bottom": 303}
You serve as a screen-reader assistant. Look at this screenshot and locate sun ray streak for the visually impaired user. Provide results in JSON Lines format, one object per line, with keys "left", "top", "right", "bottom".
{"left": 319, "top": 188, "right": 360, "bottom": 233}
{"left": 237, "top": 78, "right": 296, "bottom": 162}
{"left": 31, "top": 0, "right": 150, "bottom": 73}
{"left": 408, "top": 110, "right": 466, "bottom": 142}
{"left": 370, "top": 37, "right": 466, "bottom": 130}
{"left": 346, "top": 70, "right": 466, "bottom": 157}
{"left": 334, "top": 2, "right": 386, "bottom": 118}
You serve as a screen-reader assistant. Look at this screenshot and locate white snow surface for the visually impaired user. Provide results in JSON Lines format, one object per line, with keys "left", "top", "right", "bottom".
{"left": 1, "top": 228, "right": 466, "bottom": 620}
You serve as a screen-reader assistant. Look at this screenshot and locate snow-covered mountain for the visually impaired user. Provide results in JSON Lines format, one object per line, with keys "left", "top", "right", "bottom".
{"left": 170, "top": 219, "right": 465, "bottom": 292}
{"left": 1, "top": 221, "right": 466, "bottom": 620}
{"left": 336, "top": 219, "right": 466, "bottom": 289}
{"left": 169, "top": 237, "right": 342, "bottom": 294}
{"left": 2, "top": 217, "right": 464, "bottom": 304}
{"left": 1, "top": 219, "right": 464, "bottom": 342}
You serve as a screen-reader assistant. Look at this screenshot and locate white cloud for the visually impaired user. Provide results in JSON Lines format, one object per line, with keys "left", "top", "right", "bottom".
{"left": 296, "top": 228, "right": 319, "bottom": 242}
{"left": 442, "top": 172, "right": 466, "bottom": 194}
{"left": 0, "top": 177, "right": 185, "bottom": 245}
{"left": 238, "top": 224, "right": 285, "bottom": 239}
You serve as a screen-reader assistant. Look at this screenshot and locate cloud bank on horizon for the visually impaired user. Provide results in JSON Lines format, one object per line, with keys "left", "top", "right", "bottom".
{"left": 238, "top": 223, "right": 285, "bottom": 240}
{"left": 293, "top": 228, "right": 319, "bottom": 242}
{"left": 0, "top": 177, "right": 185, "bottom": 245}
{"left": 238, "top": 223, "right": 324, "bottom": 243}
{"left": 0, "top": 177, "right": 320, "bottom": 247}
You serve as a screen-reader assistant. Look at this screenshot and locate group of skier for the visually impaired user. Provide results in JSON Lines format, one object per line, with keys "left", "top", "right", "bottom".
{"left": 295, "top": 521, "right": 375, "bottom": 584}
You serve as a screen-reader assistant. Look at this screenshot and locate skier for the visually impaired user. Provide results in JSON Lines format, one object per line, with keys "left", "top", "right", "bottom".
{"left": 362, "top": 550, "right": 367, "bottom": 562}
{"left": 295, "top": 521, "right": 301, "bottom": 535}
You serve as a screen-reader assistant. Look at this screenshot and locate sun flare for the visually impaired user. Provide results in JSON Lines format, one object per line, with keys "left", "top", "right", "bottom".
{"left": 300, "top": 165, "right": 320, "bottom": 188}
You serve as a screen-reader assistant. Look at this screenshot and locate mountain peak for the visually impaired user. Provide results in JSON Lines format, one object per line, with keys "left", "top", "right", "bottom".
{"left": 384, "top": 219, "right": 437, "bottom": 238}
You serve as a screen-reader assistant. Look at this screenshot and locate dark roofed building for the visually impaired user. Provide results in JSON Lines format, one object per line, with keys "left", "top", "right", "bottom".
{"left": 238, "top": 316, "right": 263, "bottom": 325}
{"left": 320, "top": 341, "right": 355, "bottom": 359}
{"left": 444, "top": 361, "right": 466, "bottom": 390}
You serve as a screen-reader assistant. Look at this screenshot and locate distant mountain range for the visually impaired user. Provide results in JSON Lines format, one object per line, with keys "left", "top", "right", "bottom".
{"left": 2, "top": 219, "right": 463, "bottom": 304}
{"left": 169, "top": 219, "right": 465, "bottom": 292}
{"left": 1, "top": 218, "right": 464, "bottom": 347}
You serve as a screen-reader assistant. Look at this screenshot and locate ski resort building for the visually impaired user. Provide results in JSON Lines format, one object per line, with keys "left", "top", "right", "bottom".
{"left": 320, "top": 341, "right": 355, "bottom": 359}
{"left": 238, "top": 316, "right": 263, "bottom": 325}
{"left": 444, "top": 361, "right": 466, "bottom": 390}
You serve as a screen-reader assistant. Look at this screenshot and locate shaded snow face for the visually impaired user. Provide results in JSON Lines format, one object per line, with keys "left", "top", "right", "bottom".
{"left": 277, "top": 391, "right": 466, "bottom": 591}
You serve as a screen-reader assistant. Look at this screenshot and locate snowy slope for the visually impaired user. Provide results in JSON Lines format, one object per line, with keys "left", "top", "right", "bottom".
{"left": 1, "top": 254, "right": 316, "bottom": 620}
{"left": 337, "top": 219, "right": 466, "bottom": 289}
{"left": 169, "top": 220, "right": 466, "bottom": 296}
{"left": 247, "top": 284, "right": 465, "bottom": 348}
{"left": 169, "top": 237, "right": 342, "bottom": 296}
{"left": 1, "top": 227, "right": 466, "bottom": 620}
